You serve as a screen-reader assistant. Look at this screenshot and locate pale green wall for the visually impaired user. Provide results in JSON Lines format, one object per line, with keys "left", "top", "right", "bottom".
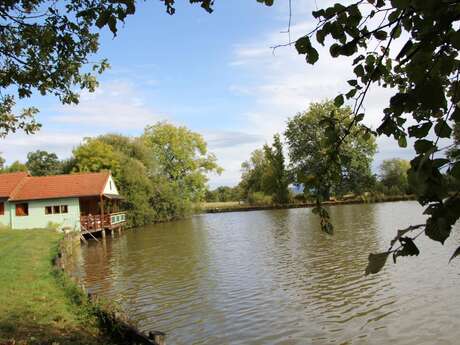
{"left": 0, "top": 201, "right": 12, "bottom": 228}
{"left": 11, "top": 198, "right": 81, "bottom": 231}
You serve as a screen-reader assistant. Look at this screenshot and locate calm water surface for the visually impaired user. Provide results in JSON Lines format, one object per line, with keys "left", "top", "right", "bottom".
{"left": 71, "top": 202, "right": 460, "bottom": 345}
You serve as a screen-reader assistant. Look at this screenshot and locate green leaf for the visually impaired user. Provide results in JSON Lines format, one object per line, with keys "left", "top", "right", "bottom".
{"left": 295, "top": 36, "right": 311, "bottom": 55}
{"left": 334, "top": 94, "right": 344, "bottom": 107}
{"left": 398, "top": 135, "right": 407, "bottom": 148}
{"left": 316, "top": 29, "right": 326, "bottom": 45}
{"left": 425, "top": 216, "right": 452, "bottom": 244}
{"left": 397, "top": 237, "right": 420, "bottom": 257}
{"left": 434, "top": 120, "right": 452, "bottom": 138}
{"left": 306, "top": 47, "right": 319, "bottom": 65}
{"left": 108, "top": 15, "right": 117, "bottom": 34}
{"left": 330, "top": 44, "right": 341, "bottom": 57}
{"left": 345, "top": 89, "right": 358, "bottom": 99}
{"left": 347, "top": 79, "right": 358, "bottom": 87}
{"left": 353, "top": 64, "right": 365, "bottom": 77}
{"left": 373, "top": 30, "right": 388, "bottom": 40}
{"left": 95, "top": 10, "right": 109, "bottom": 29}
{"left": 365, "top": 252, "right": 389, "bottom": 275}
{"left": 355, "top": 113, "right": 364, "bottom": 122}
{"left": 414, "top": 139, "right": 433, "bottom": 154}
{"left": 408, "top": 122, "right": 432, "bottom": 138}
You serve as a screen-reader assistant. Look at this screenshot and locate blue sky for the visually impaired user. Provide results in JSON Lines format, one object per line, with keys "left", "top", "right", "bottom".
{"left": 2, "top": 0, "right": 413, "bottom": 187}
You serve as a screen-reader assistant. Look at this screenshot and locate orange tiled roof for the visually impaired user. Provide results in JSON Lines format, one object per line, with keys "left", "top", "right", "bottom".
{"left": 0, "top": 172, "right": 29, "bottom": 198}
{"left": 0, "top": 171, "right": 110, "bottom": 201}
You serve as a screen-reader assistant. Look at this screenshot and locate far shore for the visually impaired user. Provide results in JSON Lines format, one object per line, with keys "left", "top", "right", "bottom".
{"left": 201, "top": 195, "right": 416, "bottom": 214}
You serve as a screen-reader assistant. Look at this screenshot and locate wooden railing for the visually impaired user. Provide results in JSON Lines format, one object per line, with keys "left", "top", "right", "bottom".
{"left": 80, "top": 212, "right": 126, "bottom": 232}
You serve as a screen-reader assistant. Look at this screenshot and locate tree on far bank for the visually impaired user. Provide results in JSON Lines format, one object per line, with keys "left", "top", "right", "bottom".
{"left": 379, "top": 158, "right": 411, "bottom": 195}
{"left": 142, "top": 122, "right": 222, "bottom": 203}
{"left": 71, "top": 138, "right": 121, "bottom": 178}
{"left": 285, "top": 101, "right": 377, "bottom": 204}
{"left": 239, "top": 149, "right": 269, "bottom": 201}
{"left": 1, "top": 160, "right": 28, "bottom": 173}
{"left": 262, "top": 134, "right": 290, "bottom": 204}
{"left": 205, "top": 186, "right": 242, "bottom": 203}
{"left": 26, "top": 150, "right": 62, "bottom": 176}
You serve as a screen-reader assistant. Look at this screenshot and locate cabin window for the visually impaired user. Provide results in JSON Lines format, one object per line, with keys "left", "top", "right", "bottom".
{"left": 45, "top": 205, "right": 68, "bottom": 215}
{"left": 0, "top": 202, "right": 4, "bottom": 215}
{"left": 15, "top": 203, "right": 28, "bottom": 216}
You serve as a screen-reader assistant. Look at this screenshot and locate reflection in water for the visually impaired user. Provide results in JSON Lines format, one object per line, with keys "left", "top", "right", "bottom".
{"left": 71, "top": 202, "right": 460, "bottom": 345}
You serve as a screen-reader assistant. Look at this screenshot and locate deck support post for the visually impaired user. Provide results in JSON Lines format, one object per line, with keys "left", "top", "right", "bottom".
{"left": 101, "top": 229, "right": 106, "bottom": 238}
{"left": 148, "top": 331, "right": 166, "bottom": 345}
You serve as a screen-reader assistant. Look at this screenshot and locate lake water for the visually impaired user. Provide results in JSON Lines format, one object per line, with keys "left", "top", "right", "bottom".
{"left": 70, "top": 201, "right": 460, "bottom": 345}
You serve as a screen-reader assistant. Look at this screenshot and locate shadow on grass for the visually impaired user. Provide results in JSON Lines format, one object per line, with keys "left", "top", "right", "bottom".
{"left": 0, "top": 312, "right": 109, "bottom": 345}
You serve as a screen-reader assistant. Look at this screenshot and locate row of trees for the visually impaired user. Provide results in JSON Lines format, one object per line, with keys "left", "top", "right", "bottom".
{"left": 0, "top": 122, "right": 222, "bottom": 227}
{"left": 207, "top": 101, "right": 420, "bottom": 205}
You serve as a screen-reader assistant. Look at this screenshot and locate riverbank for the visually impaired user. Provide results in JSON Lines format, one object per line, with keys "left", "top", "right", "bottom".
{"left": 0, "top": 229, "right": 109, "bottom": 345}
{"left": 201, "top": 194, "right": 416, "bottom": 213}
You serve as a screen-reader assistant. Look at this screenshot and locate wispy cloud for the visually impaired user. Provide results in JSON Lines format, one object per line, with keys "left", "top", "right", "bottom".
{"left": 51, "top": 80, "right": 168, "bottom": 131}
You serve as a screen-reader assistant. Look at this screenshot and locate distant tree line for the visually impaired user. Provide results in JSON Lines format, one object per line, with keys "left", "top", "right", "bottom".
{"left": 207, "top": 101, "right": 456, "bottom": 205}
{"left": 0, "top": 122, "right": 222, "bottom": 227}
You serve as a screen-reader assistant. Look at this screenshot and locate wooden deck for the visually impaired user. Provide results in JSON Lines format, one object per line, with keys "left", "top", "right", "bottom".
{"left": 80, "top": 212, "right": 126, "bottom": 233}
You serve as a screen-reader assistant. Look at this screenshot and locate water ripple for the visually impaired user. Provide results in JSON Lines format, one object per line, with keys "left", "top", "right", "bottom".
{"left": 70, "top": 202, "right": 460, "bottom": 345}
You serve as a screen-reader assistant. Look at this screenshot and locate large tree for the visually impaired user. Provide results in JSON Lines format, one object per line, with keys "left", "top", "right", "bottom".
{"left": 379, "top": 158, "right": 411, "bottom": 195}
{"left": 26, "top": 150, "right": 62, "bottom": 176}
{"left": 72, "top": 138, "right": 121, "bottom": 177}
{"left": 262, "top": 134, "right": 290, "bottom": 204}
{"left": 285, "top": 101, "right": 376, "bottom": 205}
{"left": 142, "top": 122, "right": 222, "bottom": 214}
{"left": 239, "top": 148, "right": 269, "bottom": 200}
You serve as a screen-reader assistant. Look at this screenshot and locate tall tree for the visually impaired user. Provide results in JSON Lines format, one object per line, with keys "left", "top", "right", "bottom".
{"left": 26, "top": 150, "right": 62, "bottom": 176}
{"left": 379, "top": 158, "right": 411, "bottom": 195}
{"left": 142, "top": 122, "right": 222, "bottom": 217}
{"left": 72, "top": 138, "right": 121, "bottom": 177}
{"left": 239, "top": 149, "right": 268, "bottom": 199}
{"left": 263, "top": 134, "right": 290, "bottom": 204}
{"left": 285, "top": 101, "right": 376, "bottom": 203}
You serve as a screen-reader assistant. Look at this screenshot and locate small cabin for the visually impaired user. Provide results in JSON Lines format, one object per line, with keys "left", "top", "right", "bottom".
{"left": 0, "top": 171, "right": 126, "bottom": 233}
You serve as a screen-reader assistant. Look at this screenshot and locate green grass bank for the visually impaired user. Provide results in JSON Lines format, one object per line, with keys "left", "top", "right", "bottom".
{"left": 0, "top": 228, "right": 109, "bottom": 345}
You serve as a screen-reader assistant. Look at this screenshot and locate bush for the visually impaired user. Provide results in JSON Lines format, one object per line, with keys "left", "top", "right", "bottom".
{"left": 248, "top": 192, "right": 272, "bottom": 205}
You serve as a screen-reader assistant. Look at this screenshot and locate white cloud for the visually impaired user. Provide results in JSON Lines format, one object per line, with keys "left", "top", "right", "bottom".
{"left": 1, "top": 130, "right": 84, "bottom": 164}
{"left": 51, "top": 80, "right": 168, "bottom": 131}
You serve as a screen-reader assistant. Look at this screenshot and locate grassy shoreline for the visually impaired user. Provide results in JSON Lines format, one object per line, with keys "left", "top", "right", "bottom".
{"left": 0, "top": 229, "right": 110, "bottom": 345}
{"left": 201, "top": 195, "right": 416, "bottom": 213}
